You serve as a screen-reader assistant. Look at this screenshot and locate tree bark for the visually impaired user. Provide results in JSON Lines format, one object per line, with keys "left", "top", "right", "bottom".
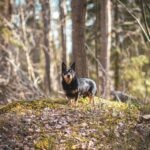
{"left": 95, "top": 0, "right": 101, "bottom": 96}
{"left": 114, "top": 0, "right": 120, "bottom": 91}
{"left": 59, "top": 0, "right": 67, "bottom": 64}
{"left": 40, "top": 0, "right": 51, "bottom": 94}
{"left": 71, "top": 0, "right": 87, "bottom": 77}
{"left": 27, "top": 0, "right": 41, "bottom": 64}
{"left": 100, "top": 0, "right": 111, "bottom": 98}
{"left": 4, "top": 0, "right": 12, "bottom": 20}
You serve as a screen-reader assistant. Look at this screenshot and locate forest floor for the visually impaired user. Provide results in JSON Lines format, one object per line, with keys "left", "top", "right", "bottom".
{"left": 0, "top": 98, "right": 149, "bottom": 150}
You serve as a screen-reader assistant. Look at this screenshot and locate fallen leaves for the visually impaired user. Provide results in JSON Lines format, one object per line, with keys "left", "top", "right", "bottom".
{"left": 0, "top": 98, "right": 148, "bottom": 150}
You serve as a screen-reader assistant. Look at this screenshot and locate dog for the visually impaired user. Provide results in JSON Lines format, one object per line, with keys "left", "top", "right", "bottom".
{"left": 61, "top": 62, "right": 97, "bottom": 106}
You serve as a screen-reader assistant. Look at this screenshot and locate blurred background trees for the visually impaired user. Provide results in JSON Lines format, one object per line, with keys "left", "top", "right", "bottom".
{"left": 0, "top": 0, "right": 150, "bottom": 103}
{"left": 71, "top": 0, "right": 87, "bottom": 77}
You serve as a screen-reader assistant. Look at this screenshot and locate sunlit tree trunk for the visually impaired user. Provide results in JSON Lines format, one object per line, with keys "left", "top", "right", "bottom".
{"left": 40, "top": 0, "right": 51, "bottom": 94}
{"left": 0, "top": 1, "right": 11, "bottom": 103}
{"left": 100, "top": 0, "right": 111, "bottom": 98}
{"left": 71, "top": 0, "right": 87, "bottom": 77}
{"left": 59, "top": 0, "right": 67, "bottom": 64}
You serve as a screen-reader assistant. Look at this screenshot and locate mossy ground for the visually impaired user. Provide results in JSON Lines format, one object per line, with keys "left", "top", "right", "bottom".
{"left": 0, "top": 97, "right": 148, "bottom": 150}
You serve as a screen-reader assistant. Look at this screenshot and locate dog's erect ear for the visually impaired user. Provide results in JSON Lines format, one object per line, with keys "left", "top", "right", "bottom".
{"left": 71, "top": 62, "right": 75, "bottom": 71}
{"left": 62, "top": 62, "right": 66, "bottom": 72}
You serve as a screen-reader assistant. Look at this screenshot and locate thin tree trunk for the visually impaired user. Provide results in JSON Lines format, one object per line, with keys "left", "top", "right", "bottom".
{"left": 40, "top": 0, "right": 51, "bottom": 94}
{"left": 59, "top": 0, "right": 67, "bottom": 64}
{"left": 71, "top": 0, "right": 87, "bottom": 77}
{"left": 0, "top": 0, "right": 11, "bottom": 20}
{"left": 28, "top": 0, "right": 41, "bottom": 64}
{"left": 95, "top": 0, "right": 101, "bottom": 96}
{"left": 114, "top": 0, "right": 120, "bottom": 90}
{"left": 100, "top": 0, "right": 111, "bottom": 98}
{"left": 20, "top": 4, "right": 35, "bottom": 81}
{"left": 4, "top": 0, "right": 12, "bottom": 20}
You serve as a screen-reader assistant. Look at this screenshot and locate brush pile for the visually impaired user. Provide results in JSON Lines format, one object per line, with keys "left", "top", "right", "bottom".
{"left": 0, "top": 46, "right": 44, "bottom": 104}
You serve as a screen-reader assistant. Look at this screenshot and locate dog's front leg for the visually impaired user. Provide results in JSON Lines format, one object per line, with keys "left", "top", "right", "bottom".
{"left": 68, "top": 99, "right": 74, "bottom": 106}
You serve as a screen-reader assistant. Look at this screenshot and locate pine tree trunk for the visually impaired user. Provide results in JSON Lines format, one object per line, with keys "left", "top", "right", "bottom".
{"left": 40, "top": 0, "right": 51, "bottom": 94}
{"left": 29, "top": 0, "right": 41, "bottom": 64}
{"left": 95, "top": 0, "right": 101, "bottom": 96}
{"left": 59, "top": 0, "right": 67, "bottom": 64}
{"left": 100, "top": 0, "right": 111, "bottom": 98}
{"left": 114, "top": 0, "right": 120, "bottom": 90}
{"left": 4, "top": 0, "right": 11, "bottom": 20}
{"left": 71, "top": 0, "right": 87, "bottom": 77}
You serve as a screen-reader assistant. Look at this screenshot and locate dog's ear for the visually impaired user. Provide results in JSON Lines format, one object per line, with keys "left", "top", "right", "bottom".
{"left": 62, "top": 62, "right": 66, "bottom": 72}
{"left": 71, "top": 62, "right": 75, "bottom": 71}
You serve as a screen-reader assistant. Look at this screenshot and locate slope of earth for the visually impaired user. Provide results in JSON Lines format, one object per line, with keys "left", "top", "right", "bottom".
{"left": 0, "top": 98, "right": 149, "bottom": 150}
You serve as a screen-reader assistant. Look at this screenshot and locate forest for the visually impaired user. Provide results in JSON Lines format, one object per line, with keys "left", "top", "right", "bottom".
{"left": 0, "top": 0, "right": 150, "bottom": 149}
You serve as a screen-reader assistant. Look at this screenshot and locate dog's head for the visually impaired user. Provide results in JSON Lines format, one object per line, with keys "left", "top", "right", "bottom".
{"left": 62, "top": 62, "right": 76, "bottom": 84}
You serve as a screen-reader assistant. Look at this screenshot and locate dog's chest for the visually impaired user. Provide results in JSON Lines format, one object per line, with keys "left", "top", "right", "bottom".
{"left": 62, "top": 78, "right": 79, "bottom": 98}
{"left": 65, "top": 89, "right": 78, "bottom": 98}
{"left": 68, "top": 89, "right": 78, "bottom": 94}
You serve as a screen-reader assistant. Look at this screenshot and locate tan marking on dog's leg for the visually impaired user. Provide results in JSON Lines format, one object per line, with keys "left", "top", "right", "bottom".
{"left": 92, "top": 96, "right": 95, "bottom": 106}
{"left": 68, "top": 100, "right": 71, "bottom": 106}
{"left": 72, "top": 99, "right": 75, "bottom": 106}
{"left": 68, "top": 99, "right": 73, "bottom": 106}
{"left": 74, "top": 99, "right": 78, "bottom": 107}
{"left": 89, "top": 96, "right": 95, "bottom": 106}
{"left": 70, "top": 99, "right": 73, "bottom": 106}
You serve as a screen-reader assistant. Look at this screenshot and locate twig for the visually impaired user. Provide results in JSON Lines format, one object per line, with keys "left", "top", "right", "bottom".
{"left": 140, "top": 0, "right": 150, "bottom": 39}
{"left": 85, "top": 43, "right": 111, "bottom": 98}
{"left": 118, "top": 0, "right": 150, "bottom": 42}
{"left": 144, "top": 0, "right": 150, "bottom": 13}
{"left": 85, "top": 43, "right": 107, "bottom": 76}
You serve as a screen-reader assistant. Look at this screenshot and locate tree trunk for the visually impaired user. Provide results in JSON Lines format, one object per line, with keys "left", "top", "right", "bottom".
{"left": 0, "top": 0, "right": 11, "bottom": 19}
{"left": 28, "top": 0, "right": 41, "bottom": 64}
{"left": 100, "top": 0, "right": 111, "bottom": 98}
{"left": 71, "top": 0, "right": 87, "bottom": 77}
{"left": 4, "top": 0, "right": 12, "bottom": 20}
{"left": 59, "top": 0, "right": 67, "bottom": 64}
{"left": 95, "top": 0, "right": 101, "bottom": 96}
{"left": 114, "top": 0, "right": 120, "bottom": 91}
{"left": 40, "top": 0, "right": 51, "bottom": 94}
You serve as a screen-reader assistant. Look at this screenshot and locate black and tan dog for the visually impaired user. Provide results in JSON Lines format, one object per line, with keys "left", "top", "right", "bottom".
{"left": 62, "top": 62, "right": 97, "bottom": 106}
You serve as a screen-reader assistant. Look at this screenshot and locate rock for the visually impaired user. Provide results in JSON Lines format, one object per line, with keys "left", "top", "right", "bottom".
{"left": 142, "top": 114, "right": 150, "bottom": 121}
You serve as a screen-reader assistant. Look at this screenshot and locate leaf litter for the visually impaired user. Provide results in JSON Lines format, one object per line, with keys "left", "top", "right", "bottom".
{"left": 0, "top": 98, "right": 149, "bottom": 149}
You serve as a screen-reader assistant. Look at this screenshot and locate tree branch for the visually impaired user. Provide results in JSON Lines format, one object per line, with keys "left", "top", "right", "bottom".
{"left": 118, "top": 0, "right": 150, "bottom": 42}
{"left": 144, "top": 0, "right": 150, "bottom": 13}
{"left": 140, "top": 0, "right": 150, "bottom": 39}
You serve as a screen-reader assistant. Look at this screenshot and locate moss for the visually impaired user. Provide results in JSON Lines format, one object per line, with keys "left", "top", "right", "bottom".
{"left": 35, "top": 136, "right": 56, "bottom": 150}
{"left": 0, "top": 97, "right": 141, "bottom": 149}
{"left": 0, "top": 98, "right": 68, "bottom": 115}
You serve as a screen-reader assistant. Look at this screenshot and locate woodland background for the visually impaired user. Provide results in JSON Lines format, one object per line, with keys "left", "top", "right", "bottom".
{"left": 0, "top": 0, "right": 150, "bottom": 103}
{"left": 0, "top": 0, "right": 150, "bottom": 149}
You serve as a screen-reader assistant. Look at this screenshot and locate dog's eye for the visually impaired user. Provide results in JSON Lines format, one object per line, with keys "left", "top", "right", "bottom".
{"left": 69, "top": 70, "right": 72, "bottom": 73}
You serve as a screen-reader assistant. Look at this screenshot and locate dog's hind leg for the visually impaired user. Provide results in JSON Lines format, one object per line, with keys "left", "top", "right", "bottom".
{"left": 88, "top": 95, "right": 95, "bottom": 106}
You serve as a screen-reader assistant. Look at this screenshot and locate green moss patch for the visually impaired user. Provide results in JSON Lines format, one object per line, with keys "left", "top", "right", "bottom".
{"left": 0, "top": 97, "right": 145, "bottom": 149}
